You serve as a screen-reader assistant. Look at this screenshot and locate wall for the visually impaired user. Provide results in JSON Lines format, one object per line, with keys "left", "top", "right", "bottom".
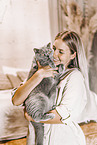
{"left": 0, "top": 0, "right": 51, "bottom": 73}
{"left": 89, "top": 32, "right": 97, "bottom": 93}
{"left": 48, "top": 0, "right": 59, "bottom": 42}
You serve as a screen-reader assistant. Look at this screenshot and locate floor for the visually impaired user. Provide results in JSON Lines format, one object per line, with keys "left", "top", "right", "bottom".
{"left": 80, "top": 122, "right": 97, "bottom": 145}
{"left": 0, "top": 122, "right": 97, "bottom": 145}
{"left": 1, "top": 138, "right": 26, "bottom": 145}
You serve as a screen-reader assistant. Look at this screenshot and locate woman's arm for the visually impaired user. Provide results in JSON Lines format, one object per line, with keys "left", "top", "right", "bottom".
{"left": 24, "top": 109, "right": 63, "bottom": 124}
{"left": 12, "top": 70, "right": 43, "bottom": 106}
{"left": 12, "top": 62, "right": 57, "bottom": 106}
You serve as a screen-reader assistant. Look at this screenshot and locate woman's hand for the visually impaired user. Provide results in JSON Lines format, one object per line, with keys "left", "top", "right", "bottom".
{"left": 12, "top": 61, "right": 58, "bottom": 106}
{"left": 24, "top": 107, "right": 62, "bottom": 124}
{"left": 36, "top": 61, "right": 58, "bottom": 78}
{"left": 24, "top": 107, "right": 35, "bottom": 122}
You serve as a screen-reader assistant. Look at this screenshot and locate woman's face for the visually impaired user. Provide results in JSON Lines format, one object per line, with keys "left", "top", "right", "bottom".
{"left": 53, "top": 39, "right": 76, "bottom": 68}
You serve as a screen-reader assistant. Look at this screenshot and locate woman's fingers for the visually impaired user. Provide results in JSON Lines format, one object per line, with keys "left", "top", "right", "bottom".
{"left": 37, "top": 60, "right": 58, "bottom": 70}
{"left": 37, "top": 60, "right": 42, "bottom": 69}
{"left": 36, "top": 61, "right": 59, "bottom": 78}
{"left": 23, "top": 107, "right": 27, "bottom": 119}
{"left": 24, "top": 107, "right": 35, "bottom": 122}
{"left": 44, "top": 68, "right": 58, "bottom": 78}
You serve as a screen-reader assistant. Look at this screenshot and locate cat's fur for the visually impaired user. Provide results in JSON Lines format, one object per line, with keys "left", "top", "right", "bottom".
{"left": 24, "top": 43, "right": 63, "bottom": 145}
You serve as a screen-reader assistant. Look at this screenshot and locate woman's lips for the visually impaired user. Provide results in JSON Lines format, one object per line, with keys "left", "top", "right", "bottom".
{"left": 53, "top": 58, "right": 60, "bottom": 62}
{"left": 53, "top": 59, "right": 61, "bottom": 65}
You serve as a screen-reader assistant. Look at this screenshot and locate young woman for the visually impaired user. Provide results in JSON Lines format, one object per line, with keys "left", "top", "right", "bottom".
{"left": 12, "top": 31, "right": 91, "bottom": 145}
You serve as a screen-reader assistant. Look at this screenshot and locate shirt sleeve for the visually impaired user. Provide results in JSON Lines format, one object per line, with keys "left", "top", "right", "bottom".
{"left": 56, "top": 70, "right": 87, "bottom": 124}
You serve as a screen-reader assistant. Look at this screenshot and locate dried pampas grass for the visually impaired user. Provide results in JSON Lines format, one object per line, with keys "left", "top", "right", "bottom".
{"left": 61, "top": 0, "right": 97, "bottom": 65}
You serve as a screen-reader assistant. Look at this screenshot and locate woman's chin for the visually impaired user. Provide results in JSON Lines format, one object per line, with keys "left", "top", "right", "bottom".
{"left": 54, "top": 62, "right": 61, "bottom": 65}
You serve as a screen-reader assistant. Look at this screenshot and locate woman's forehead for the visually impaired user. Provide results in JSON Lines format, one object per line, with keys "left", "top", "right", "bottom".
{"left": 54, "top": 39, "right": 69, "bottom": 50}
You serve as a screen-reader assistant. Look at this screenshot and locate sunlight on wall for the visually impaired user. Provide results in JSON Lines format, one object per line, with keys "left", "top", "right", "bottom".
{"left": 0, "top": 0, "right": 51, "bottom": 72}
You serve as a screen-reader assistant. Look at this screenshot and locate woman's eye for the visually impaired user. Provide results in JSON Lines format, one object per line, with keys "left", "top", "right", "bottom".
{"left": 53, "top": 46, "right": 56, "bottom": 51}
{"left": 59, "top": 50, "right": 64, "bottom": 54}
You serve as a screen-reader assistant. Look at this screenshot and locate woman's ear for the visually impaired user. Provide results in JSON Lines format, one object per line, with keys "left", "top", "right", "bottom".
{"left": 71, "top": 52, "right": 76, "bottom": 60}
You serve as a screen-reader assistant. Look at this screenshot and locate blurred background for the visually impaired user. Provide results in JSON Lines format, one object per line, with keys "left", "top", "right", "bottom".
{"left": 0, "top": 0, "right": 97, "bottom": 93}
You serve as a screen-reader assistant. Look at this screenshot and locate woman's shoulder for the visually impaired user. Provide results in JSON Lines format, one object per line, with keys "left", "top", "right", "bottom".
{"left": 70, "top": 68, "right": 84, "bottom": 78}
{"left": 68, "top": 68, "right": 84, "bottom": 84}
{"left": 59, "top": 68, "right": 84, "bottom": 86}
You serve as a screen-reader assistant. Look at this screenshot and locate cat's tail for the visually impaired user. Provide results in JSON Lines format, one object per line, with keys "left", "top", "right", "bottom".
{"left": 30, "top": 122, "right": 44, "bottom": 145}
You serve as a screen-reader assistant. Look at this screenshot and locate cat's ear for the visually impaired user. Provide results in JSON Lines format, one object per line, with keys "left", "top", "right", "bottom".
{"left": 47, "top": 42, "right": 51, "bottom": 48}
{"left": 33, "top": 48, "right": 39, "bottom": 53}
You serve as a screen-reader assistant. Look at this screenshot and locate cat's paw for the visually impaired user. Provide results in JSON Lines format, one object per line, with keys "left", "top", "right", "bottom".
{"left": 39, "top": 113, "right": 55, "bottom": 122}
{"left": 33, "top": 113, "right": 55, "bottom": 122}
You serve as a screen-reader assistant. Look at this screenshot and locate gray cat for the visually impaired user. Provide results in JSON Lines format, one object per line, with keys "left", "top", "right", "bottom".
{"left": 24, "top": 43, "right": 63, "bottom": 145}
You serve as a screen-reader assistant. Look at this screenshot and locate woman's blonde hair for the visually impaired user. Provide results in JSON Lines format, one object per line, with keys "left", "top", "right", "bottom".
{"left": 55, "top": 31, "right": 84, "bottom": 69}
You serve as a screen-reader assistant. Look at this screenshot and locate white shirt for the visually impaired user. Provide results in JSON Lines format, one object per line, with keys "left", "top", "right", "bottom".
{"left": 43, "top": 69, "right": 86, "bottom": 145}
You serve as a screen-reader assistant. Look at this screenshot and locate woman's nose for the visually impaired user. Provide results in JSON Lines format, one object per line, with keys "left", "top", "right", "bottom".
{"left": 53, "top": 49, "right": 59, "bottom": 58}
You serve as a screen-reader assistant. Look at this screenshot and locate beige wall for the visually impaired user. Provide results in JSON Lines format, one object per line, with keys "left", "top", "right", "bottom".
{"left": 0, "top": 0, "right": 51, "bottom": 72}
{"left": 48, "top": 0, "right": 59, "bottom": 42}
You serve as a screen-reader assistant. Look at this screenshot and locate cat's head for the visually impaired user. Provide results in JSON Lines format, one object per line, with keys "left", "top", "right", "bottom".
{"left": 33, "top": 43, "right": 55, "bottom": 68}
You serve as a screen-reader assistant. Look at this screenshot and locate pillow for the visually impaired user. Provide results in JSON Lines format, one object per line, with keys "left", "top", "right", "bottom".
{"left": 0, "top": 89, "right": 28, "bottom": 141}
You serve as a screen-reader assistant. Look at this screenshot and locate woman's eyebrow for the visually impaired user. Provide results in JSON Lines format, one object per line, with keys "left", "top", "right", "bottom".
{"left": 59, "top": 48, "right": 64, "bottom": 51}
